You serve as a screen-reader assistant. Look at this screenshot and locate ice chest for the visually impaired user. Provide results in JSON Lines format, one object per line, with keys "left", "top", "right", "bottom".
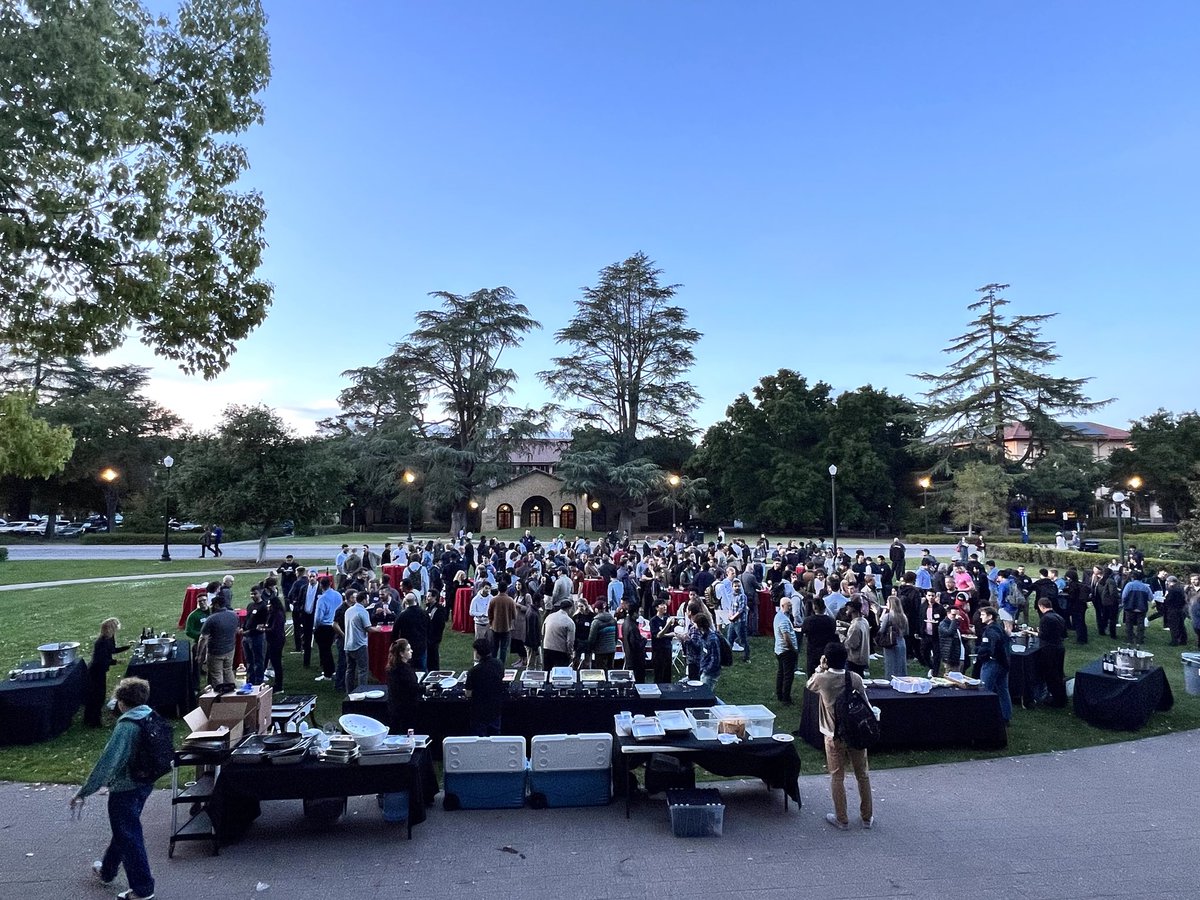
{"left": 528, "top": 733, "right": 612, "bottom": 808}
{"left": 666, "top": 788, "right": 724, "bottom": 837}
{"left": 443, "top": 736, "right": 528, "bottom": 810}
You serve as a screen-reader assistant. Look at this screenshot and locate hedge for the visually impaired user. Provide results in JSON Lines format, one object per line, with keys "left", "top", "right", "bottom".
{"left": 80, "top": 532, "right": 203, "bottom": 545}
{"left": 0, "top": 547, "right": 7, "bottom": 562}
{"left": 988, "top": 543, "right": 1200, "bottom": 577}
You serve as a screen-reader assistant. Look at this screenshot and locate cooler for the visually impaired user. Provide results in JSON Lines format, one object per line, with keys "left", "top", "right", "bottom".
{"left": 442, "top": 735, "right": 528, "bottom": 810}
{"left": 527, "top": 733, "right": 612, "bottom": 808}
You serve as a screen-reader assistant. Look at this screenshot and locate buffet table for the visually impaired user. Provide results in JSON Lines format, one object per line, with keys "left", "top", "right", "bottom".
{"left": 581, "top": 578, "right": 606, "bottom": 606}
{"left": 343, "top": 682, "right": 717, "bottom": 757}
{"left": 368, "top": 625, "right": 393, "bottom": 683}
{"left": 798, "top": 683, "right": 1007, "bottom": 751}
{"left": 1072, "top": 660, "right": 1174, "bottom": 731}
{"left": 614, "top": 731, "right": 801, "bottom": 817}
{"left": 1008, "top": 644, "right": 1041, "bottom": 709}
{"left": 210, "top": 747, "right": 438, "bottom": 843}
{"left": 452, "top": 587, "right": 474, "bottom": 634}
{"left": 0, "top": 659, "right": 87, "bottom": 745}
{"left": 126, "top": 640, "right": 194, "bottom": 718}
{"left": 178, "top": 584, "right": 208, "bottom": 629}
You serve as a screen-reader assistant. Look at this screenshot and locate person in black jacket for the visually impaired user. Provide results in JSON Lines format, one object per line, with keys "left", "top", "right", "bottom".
{"left": 1035, "top": 597, "right": 1067, "bottom": 707}
{"left": 425, "top": 592, "right": 448, "bottom": 671}
{"left": 896, "top": 573, "right": 923, "bottom": 658}
{"left": 85, "top": 618, "right": 129, "bottom": 726}
{"left": 386, "top": 639, "right": 421, "bottom": 733}
{"left": 800, "top": 601, "right": 838, "bottom": 677}
{"left": 618, "top": 598, "right": 647, "bottom": 683}
{"left": 396, "top": 593, "right": 429, "bottom": 671}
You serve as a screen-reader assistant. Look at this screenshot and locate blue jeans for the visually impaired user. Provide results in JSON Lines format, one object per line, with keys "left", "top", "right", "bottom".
{"left": 334, "top": 636, "right": 347, "bottom": 691}
{"left": 244, "top": 631, "right": 265, "bottom": 684}
{"left": 700, "top": 672, "right": 719, "bottom": 690}
{"left": 100, "top": 783, "right": 154, "bottom": 897}
{"left": 883, "top": 639, "right": 907, "bottom": 679}
{"left": 981, "top": 660, "right": 1012, "bottom": 722}
{"left": 726, "top": 618, "right": 749, "bottom": 660}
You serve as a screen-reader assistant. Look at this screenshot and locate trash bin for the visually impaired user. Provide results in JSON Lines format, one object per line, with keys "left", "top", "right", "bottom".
{"left": 1081, "top": 540, "right": 1101, "bottom": 553}
{"left": 1182, "top": 653, "right": 1200, "bottom": 697}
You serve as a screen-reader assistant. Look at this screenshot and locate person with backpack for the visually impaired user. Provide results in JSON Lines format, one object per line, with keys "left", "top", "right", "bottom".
{"left": 688, "top": 611, "right": 723, "bottom": 689}
{"left": 70, "top": 677, "right": 167, "bottom": 900}
{"left": 977, "top": 606, "right": 1013, "bottom": 724}
{"left": 806, "top": 641, "right": 874, "bottom": 831}
{"left": 878, "top": 593, "right": 908, "bottom": 679}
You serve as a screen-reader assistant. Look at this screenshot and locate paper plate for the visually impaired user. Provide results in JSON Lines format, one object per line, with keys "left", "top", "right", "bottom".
{"left": 772, "top": 733, "right": 795, "bottom": 743}
{"left": 686, "top": 679, "right": 703, "bottom": 687}
{"left": 717, "top": 733, "right": 738, "bottom": 744}
{"left": 364, "top": 690, "right": 385, "bottom": 699}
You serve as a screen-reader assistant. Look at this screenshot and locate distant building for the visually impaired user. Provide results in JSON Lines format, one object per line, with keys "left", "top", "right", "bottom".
{"left": 1001, "top": 421, "right": 1131, "bottom": 462}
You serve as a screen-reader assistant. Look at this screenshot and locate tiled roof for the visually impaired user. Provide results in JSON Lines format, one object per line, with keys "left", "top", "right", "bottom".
{"left": 1003, "top": 421, "right": 1130, "bottom": 441}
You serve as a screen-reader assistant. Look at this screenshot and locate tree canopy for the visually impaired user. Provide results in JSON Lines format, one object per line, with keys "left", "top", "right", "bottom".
{"left": 0, "top": 0, "right": 273, "bottom": 377}
{"left": 915, "top": 284, "right": 1107, "bottom": 463}
{"left": 0, "top": 390, "right": 75, "bottom": 480}
{"left": 1105, "top": 410, "right": 1200, "bottom": 522}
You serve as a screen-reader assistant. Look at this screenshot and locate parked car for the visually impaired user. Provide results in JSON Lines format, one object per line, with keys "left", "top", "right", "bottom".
{"left": 170, "top": 520, "right": 202, "bottom": 532}
{"left": 0, "top": 520, "right": 39, "bottom": 534}
{"left": 59, "top": 523, "right": 90, "bottom": 538}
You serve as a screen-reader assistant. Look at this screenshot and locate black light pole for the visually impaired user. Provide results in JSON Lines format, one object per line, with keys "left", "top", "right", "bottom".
{"left": 1113, "top": 491, "right": 1127, "bottom": 563}
{"left": 403, "top": 470, "right": 416, "bottom": 542}
{"left": 160, "top": 455, "right": 174, "bottom": 561}
{"left": 100, "top": 468, "right": 119, "bottom": 532}
{"left": 829, "top": 464, "right": 838, "bottom": 558}
{"left": 668, "top": 473, "right": 681, "bottom": 530}
{"left": 919, "top": 476, "right": 931, "bottom": 535}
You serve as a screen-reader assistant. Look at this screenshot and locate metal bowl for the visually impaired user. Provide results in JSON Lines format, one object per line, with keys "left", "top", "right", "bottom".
{"left": 37, "top": 642, "right": 80, "bottom": 667}
{"left": 140, "top": 637, "right": 177, "bottom": 660}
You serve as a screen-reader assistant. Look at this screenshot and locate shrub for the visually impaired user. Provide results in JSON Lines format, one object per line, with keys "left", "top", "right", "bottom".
{"left": 0, "top": 546, "right": 7, "bottom": 562}
{"left": 80, "top": 532, "right": 202, "bottom": 545}
{"left": 989, "top": 543, "right": 1200, "bottom": 577}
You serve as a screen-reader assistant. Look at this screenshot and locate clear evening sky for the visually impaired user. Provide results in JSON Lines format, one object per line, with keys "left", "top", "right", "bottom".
{"left": 106, "top": 0, "right": 1200, "bottom": 436}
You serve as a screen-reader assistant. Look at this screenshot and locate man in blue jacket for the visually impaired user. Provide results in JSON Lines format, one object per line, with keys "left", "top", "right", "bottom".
{"left": 1120, "top": 570, "right": 1152, "bottom": 645}
{"left": 71, "top": 677, "right": 156, "bottom": 900}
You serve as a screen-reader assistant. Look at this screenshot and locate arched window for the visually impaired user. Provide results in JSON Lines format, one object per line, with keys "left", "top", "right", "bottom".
{"left": 560, "top": 503, "right": 576, "bottom": 530}
{"left": 496, "top": 504, "right": 514, "bottom": 530}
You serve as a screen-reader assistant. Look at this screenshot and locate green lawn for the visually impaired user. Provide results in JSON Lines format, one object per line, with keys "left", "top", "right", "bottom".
{"left": 0, "top": 558, "right": 329, "bottom": 587}
{"left": 1, "top": 571, "right": 1196, "bottom": 785}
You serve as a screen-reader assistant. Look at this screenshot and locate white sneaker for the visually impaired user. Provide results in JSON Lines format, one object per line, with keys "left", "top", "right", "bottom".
{"left": 825, "top": 813, "right": 848, "bottom": 831}
{"left": 314, "top": 674, "right": 327, "bottom": 682}
{"left": 92, "top": 861, "right": 112, "bottom": 884}
{"left": 862, "top": 817, "right": 874, "bottom": 829}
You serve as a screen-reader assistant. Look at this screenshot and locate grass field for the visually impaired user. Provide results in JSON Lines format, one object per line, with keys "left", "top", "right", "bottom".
{"left": 1, "top": 568, "right": 1196, "bottom": 785}
{"left": 0, "top": 558, "right": 330, "bottom": 587}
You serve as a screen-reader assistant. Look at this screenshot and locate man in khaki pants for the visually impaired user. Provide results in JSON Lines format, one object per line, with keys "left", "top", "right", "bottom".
{"left": 200, "top": 595, "right": 239, "bottom": 686}
{"left": 806, "top": 641, "right": 874, "bottom": 830}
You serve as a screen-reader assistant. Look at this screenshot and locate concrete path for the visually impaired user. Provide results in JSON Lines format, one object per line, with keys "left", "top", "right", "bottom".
{"left": 2, "top": 730, "right": 1194, "bottom": 900}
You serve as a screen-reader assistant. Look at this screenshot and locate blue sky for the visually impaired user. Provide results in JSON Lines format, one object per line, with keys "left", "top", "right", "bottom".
{"left": 110, "top": 0, "right": 1200, "bottom": 436}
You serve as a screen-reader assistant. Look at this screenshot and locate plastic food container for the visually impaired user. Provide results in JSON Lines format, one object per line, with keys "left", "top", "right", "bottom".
{"left": 735, "top": 703, "right": 776, "bottom": 738}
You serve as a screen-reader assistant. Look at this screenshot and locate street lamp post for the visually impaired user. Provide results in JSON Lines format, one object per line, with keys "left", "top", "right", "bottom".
{"left": 160, "top": 456, "right": 174, "bottom": 561}
{"left": 1112, "top": 491, "right": 1127, "bottom": 563}
{"left": 829, "top": 464, "right": 838, "bottom": 558}
{"left": 667, "top": 473, "right": 681, "bottom": 530}
{"left": 403, "top": 471, "right": 416, "bottom": 542}
{"left": 918, "top": 476, "right": 931, "bottom": 535}
{"left": 100, "top": 468, "right": 119, "bottom": 533}
{"left": 1127, "top": 476, "right": 1142, "bottom": 526}
{"left": 350, "top": 501, "right": 356, "bottom": 533}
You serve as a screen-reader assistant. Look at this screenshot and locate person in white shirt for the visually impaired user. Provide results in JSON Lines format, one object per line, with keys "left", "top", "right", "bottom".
{"left": 469, "top": 583, "right": 494, "bottom": 653}
{"left": 342, "top": 590, "right": 375, "bottom": 695}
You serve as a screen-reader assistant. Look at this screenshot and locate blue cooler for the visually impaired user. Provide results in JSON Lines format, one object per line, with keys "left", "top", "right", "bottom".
{"left": 528, "top": 733, "right": 612, "bottom": 808}
{"left": 443, "top": 736, "right": 528, "bottom": 810}
{"left": 380, "top": 791, "right": 410, "bottom": 823}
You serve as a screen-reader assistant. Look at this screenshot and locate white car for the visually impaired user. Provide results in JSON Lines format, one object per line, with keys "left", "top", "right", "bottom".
{"left": 0, "top": 520, "right": 40, "bottom": 534}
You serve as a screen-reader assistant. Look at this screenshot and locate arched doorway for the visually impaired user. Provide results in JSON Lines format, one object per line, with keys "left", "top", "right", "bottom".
{"left": 560, "top": 503, "right": 576, "bottom": 530}
{"left": 589, "top": 500, "right": 607, "bottom": 532}
{"left": 496, "top": 503, "right": 514, "bottom": 531}
{"left": 521, "top": 495, "right": 552, "bottom": 529}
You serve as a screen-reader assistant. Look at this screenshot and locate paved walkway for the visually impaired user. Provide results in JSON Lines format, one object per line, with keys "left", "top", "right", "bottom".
{"left": 3, "top": 729, "right": 1194, "bottom": 900}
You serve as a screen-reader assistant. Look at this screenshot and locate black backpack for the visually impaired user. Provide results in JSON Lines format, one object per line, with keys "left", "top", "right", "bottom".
{"left": 128, "top": 711, "right": 175, "bottom": 783}
{"left": 834, "top": 670, "right": 880, "bottom": 750}
{"left": 717, "top": 630, "right": 733, "bottom": 667}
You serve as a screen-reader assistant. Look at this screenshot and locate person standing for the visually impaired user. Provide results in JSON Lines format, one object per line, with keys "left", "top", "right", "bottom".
{"left": 879, "top": 594, "right": 908, "bottom": 679}
{"left": 977, "top": 606, "right": 1013, "bottom": 724}
{"left": 588, "top": 604, "right": 619, "bottom": 672}
{"left": 386, "top": 639, "right": 421, "bottom": 733}
{"left": 70, "top": 677, "right": 157, "bottom": 900}
{"left": 263, "top": 592, "right": 287, "bottom": 693}
{"left": 1091, "top": 565, "right": 1120, "bottom": 639}
{"left": 85, "top": 618, "right": 129, "bottom": 727}
{"left": 199, "top": 595, "right": 238, "bottom": 687}
{"left": 312, "top": 577, "right": 341, "bottom": 681}
{"left": 542, "top": 599, "right": 576, "bottom": 670}
{"left": 487, "top": 587, "right": 518, "bottom": 667}
{"left": 425, "top": 592, "right": 448, "bottom": 671}
{"left": 211, "top": 523, "right": 223, "bottom": 556}
{"left": 242, "top": 587, "right": 268, "bottom": 686}
{"left": 888, "top": 538, "right": 906, "bottom": 580}
{"left": 619, "top": 598, "right": 647, "bottom": 683}
{"left": 1035, "top": 597, "right": 1067, "bottom": 707}
{"left": 199, "top": 524, "right": 213, "bottom": 558}
{"left": 726, "top": 579, "right": 751, "bottom": 663}
{"left": 343, "top": 590, "right": 372, "bottom": 695}
{"left": 1120, "top": 570, "right": 1152, "bottom": 645}
{"left": 1163, "top": 576, "right": 1188, "bottom": 646}
{"left": 287, "top": 567, "right": 310, "bottom": 655}
{"left": 806, "top": 642, "right": 874, "bottom": 831}
{"left": 774, "top": 598, "right": 799, "bottom": 704}
{"left": 842, "top": 603, "right": 871, "bottom": 676}
{"left": 650, "top": 600, "right": 675, "bottom": 685}
{"left": 464, "top": 637, "right": 505, "bottom": 736}
{"left": 689, "top": 611, "right": 722, "bottom": 689}
{"left": 396, "top": 592, "right": 429, "bottom": 671}
{"left": 800, "top": 603, "right": 838, "bottom": 678}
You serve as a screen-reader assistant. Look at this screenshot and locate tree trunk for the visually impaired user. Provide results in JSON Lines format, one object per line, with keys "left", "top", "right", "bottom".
{"left": 257, "top": 528, "right": 270, "bottom": 563}
{"left": 618, "top": 507, "right": 634, "bottom": 536}
{"left": 449, "top": 500, "right": 467, "bottom": 538}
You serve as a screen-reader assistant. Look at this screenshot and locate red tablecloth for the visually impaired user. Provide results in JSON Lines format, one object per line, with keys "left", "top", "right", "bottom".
{"left": 381, "top": 563, "right": 404, "bottom": 586}
{"left": 582, "top": 578, "right": 606, "bottom": 605}
{"left": 369, "top": 625, "right": 392, "bottom": 683}
{"left": 452, "top": 587, "right": 475, "bottom": 634}
{"left": 178, "top": 584, "right": 208, "bottom": 629}
{"left": 757, "top": 589, "right": 774, "bottom": 636}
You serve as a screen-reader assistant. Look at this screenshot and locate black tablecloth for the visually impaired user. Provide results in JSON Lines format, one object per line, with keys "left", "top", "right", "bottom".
{"left": 799, "top": 684, "right": 1007, "bottom": 751}
{"left": 1072, "top": 661, "right": 1174, "bottom": 731}
{"left": 211, "top": 747, "right": 438, "bottom": 843}
{"left": 125, "top": 641, "right": 194, "bottom": 718}
{"left": 0, "top": 660, "right": 87, "bottom": 745}
{"left": 1008, "top": 646, "right": 1041, "bottom": 709}
{"left": 614, "top": 732, "right": 802, "bottom": 804}
{"left": 343, "top": 682, "right": 717, "bottom": 758}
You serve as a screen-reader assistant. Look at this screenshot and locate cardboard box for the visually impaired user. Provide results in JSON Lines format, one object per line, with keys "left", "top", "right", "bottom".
{"left": 183, "top": 705, "right": 245, "bottom": 748}
{"left": 198, "top": 685, "right": 273, "bottom": 734}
